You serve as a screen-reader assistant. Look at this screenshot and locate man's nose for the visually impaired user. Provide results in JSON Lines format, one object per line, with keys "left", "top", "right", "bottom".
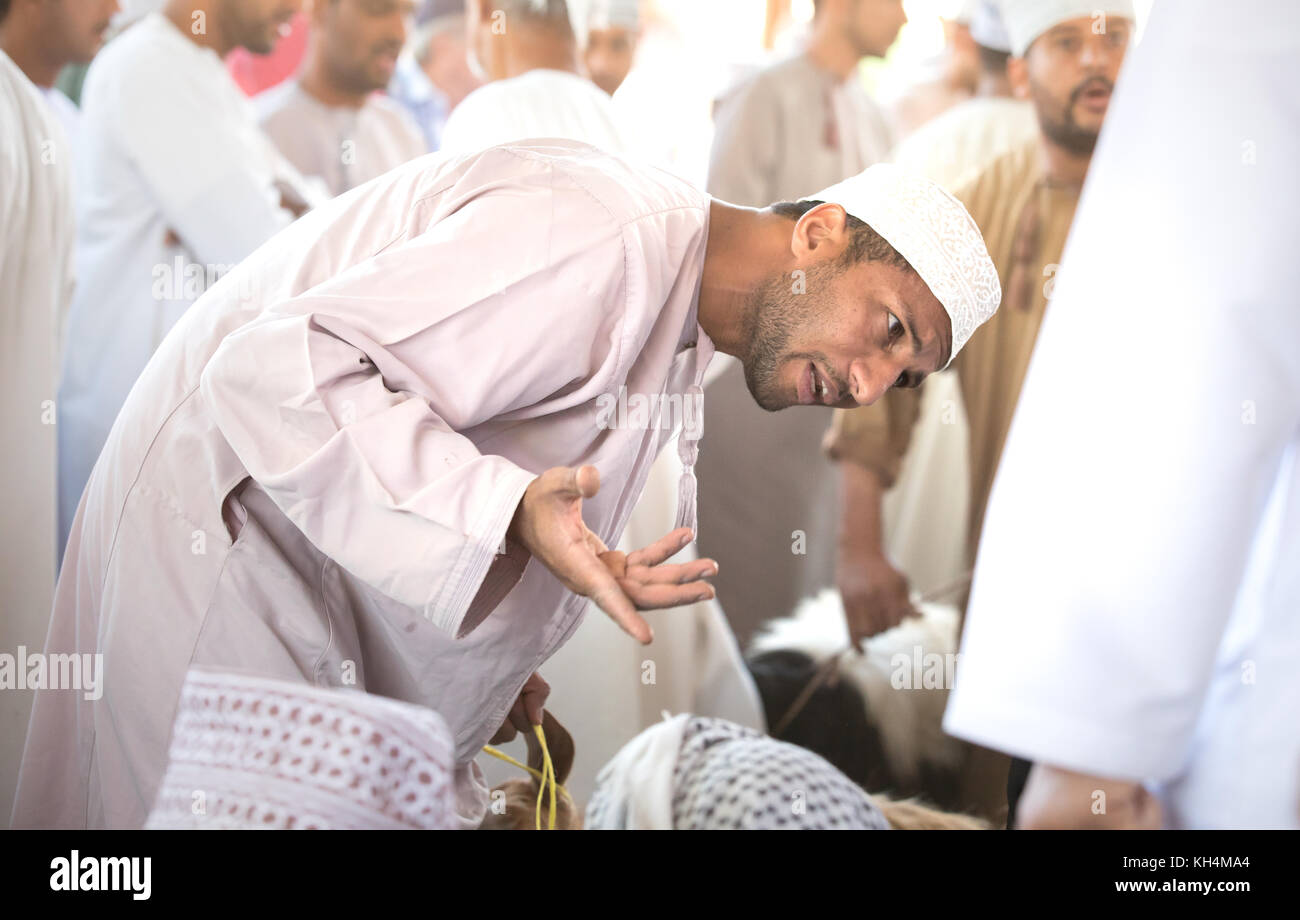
{"left": 1081, "top": 34, "right": 1116, "bottom": 68}
{"left": 848, "top": 358, "right": 898, "bottom": 407}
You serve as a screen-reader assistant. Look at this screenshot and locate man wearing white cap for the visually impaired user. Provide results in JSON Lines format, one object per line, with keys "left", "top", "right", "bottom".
{"left": 575, "top": 0, "right": 637, "bottom": 97}
{"left": 438, "top": 0, "right": 756, "bottom": 804}
{"left": 696, "top": 0, "right": 905, "bottom": 652}
{"left": 12, "top": 139, "right": 997, "bottom": 829}
{"left": 826, "top": 0, "right": 1133, "bottom": 822}
{"left": 890, "top": 0, "right": 1037, "bottom": 191}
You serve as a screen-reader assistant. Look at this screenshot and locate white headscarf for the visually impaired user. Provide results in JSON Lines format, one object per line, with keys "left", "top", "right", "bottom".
{"left": 145, "top": 670, "right": 457, "bottom": 830}
{"left": 998, "top": 0, "right": 1136, "bottom": 57}
{"left": 807, "top": 164, "right": 1001, "bottom": 366}
{"left": 969, "top": 0, "right": 1013, "bottom": 53}
{"left": 586, "top": 715, "right": 891, "bottom": 830}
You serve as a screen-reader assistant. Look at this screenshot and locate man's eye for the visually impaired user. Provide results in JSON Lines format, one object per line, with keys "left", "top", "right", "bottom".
{"left": 887, "top": 312, "right": 902, "bottom": 340}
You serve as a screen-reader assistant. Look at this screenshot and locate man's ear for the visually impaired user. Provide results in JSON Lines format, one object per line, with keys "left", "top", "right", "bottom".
{"left": 792, "top": 202, "right": 849, "bottom": 260}
{"left": 1007, "top": 55, "right": 1031, "bottom": 101}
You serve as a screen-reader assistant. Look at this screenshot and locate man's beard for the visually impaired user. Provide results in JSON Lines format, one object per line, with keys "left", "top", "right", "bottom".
{"left": 740, "top": 264, "right": 833, "bottom": 411}
{"left": 1032, "top": 76, "right": 1111, "bottom": 157}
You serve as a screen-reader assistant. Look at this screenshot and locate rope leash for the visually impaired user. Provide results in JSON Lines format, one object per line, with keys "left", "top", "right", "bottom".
{"left": 481, "top": 723, "right": 566, "bottom": 829}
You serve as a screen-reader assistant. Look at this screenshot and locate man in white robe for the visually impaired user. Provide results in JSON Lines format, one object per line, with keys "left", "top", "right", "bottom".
{"left": 0, "top": 0, "right": 119, "bottom": 823}
{"left": 0, "top": 21, "right": 76, "bottom": 830}
{"left": 56, "top": 0, "right": 322, "bottom": 556}
{"left": 439, "top": 0, "right": 626, "bottom": 156}
{"left": 434, "top": 0, "right": 757, "bottom": 802}
{"left": 944, "top": 0, "right": 1300, "bottom": 829}
{"left": 257, "top": 0, "right": 426, "bottom": 196}
{"left": 12, "top": 141, "right": 1000, "bottom": 830}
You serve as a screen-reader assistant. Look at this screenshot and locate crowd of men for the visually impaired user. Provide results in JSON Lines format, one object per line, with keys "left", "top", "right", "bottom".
{"left": 1, "top": 0, "right": 1296, "bottom": 830}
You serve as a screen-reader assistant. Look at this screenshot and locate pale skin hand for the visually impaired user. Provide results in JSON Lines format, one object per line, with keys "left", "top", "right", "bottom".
{"left": 506, "top": 465, "right": 719, "bottom": 645}
{"left": 837, "top": 460, "right": 918, "bottom": 649}
{"left": 1016, "top": 764, "right": 1163, "bottom": 829}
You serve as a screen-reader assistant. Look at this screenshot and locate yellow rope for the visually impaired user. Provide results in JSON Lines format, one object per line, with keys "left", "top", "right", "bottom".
{"left": 481, "top": 723, "right": 566, "bottom": 829}
{"left": 535, "top": 723, "right": 558, "bottom": 830}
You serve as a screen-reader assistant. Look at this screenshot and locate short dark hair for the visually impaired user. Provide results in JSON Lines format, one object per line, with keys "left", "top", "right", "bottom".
{"left": 976, "top": 43, "right": 1011, "bottom": 77}
{"left": 770, "top": 199, "right": 915, "bottom": 273}
{"left": 0, "top": 0, "right": 10, "bottom": 23}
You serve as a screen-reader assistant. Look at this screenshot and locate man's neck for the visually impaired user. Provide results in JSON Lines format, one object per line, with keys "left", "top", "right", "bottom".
{"left": 805, "top": 20, "right": 862, "bottom": 82}
{"left": 974, "top": 71, "right": 1012, "bottom": 99}
{"left": 299, "top": 53, "right": 368, "bottom": 108}
{"left": 0, "top": 24, "right": 63, "bottom": 87}
{"left": 164, "top": 0, "right": 235, "bottom": 57}
{"left": 496, "top": 31, "right": 578, "bottom": 81}
{"left": 696, "top": 201, "right": 796, "bottom": 358}
{"left": 1038, "top": 134, "right": 1092, "bottom": 187}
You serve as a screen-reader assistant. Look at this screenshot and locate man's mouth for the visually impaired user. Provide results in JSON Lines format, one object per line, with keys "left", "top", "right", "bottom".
{"left": 1075, "top": 80, "right": 1113, "bottom": 113}
{"left": 373, "top": 46, "right": 402, "bottom": 68}
{"left": 798, "top": 362, "right": 835, "bottom": 406}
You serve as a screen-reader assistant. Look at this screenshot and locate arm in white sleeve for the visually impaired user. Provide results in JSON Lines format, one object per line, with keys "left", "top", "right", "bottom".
{"left": 200, "top": 192, "right": 630, "bottom": 639}
{"left": 108, "top": 52, "right": 295, "bottom": 266}
{"left": 943, "top": 0, "right": 1300, "bottom": 780}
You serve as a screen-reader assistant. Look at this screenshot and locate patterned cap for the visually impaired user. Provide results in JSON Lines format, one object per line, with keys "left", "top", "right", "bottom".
{"left": 145, "top": 670, "right": 457, "bottom": 830}
{"left": 808, "top": 164, "right": 1001, "bottom": 367}
{"left": 585, "top": 715, "right": 890, "bottom": 829}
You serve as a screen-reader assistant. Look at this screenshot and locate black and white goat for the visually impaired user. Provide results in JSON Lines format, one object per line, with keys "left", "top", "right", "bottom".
{"left": 747, "top": 589, "right": 973, "bottom": 816}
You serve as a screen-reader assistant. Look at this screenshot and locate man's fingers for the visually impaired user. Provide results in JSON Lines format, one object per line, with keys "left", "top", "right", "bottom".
{"left": 624, "top": 558, "right": 717, "bottom": 586}
{"left": 491, "top": 722, "right": 518, "bottom": 744}
{"left": 590, "top": 579, "right": 653, "bottom": 643}
{"left": 597, "top": 549, "right": 628, "bottom": 578}
{"left": 626, "top": 527, "right": 695, "bottom": 568}
{"left": 573, "top": 464, "right": 601, "bottom": 498}
{"left": 549, "top": 464, "right": 602, "bottom": 500}
{"left": 617, "top": 578, "right": 716, "bottom": 610}
{"left": 508, "top": 697, "right": 530, "bottom": 733}
{"left": 521, "top": 676, "right": 548, "bottom": 726}
{"left": 572, "top": 550, "right": 652, "bottom": 642}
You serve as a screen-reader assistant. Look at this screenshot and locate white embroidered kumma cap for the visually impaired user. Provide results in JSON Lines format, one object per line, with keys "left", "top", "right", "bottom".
{"left": 998, "top": 0, "right": 1137, "bottom": 58}
{"left": 807, "top": 163, "right": 1001, "bottom": 367}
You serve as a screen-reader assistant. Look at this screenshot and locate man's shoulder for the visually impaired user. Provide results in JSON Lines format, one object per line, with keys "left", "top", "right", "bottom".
{"left": 366, "top": 93, "right": 426, "bottom": 146}
{"left": 84, "top": 14, "right": 213, "bottom": 97}
{"left": 715, "top": 53, "right": 812, "bottom": 109}
{"left": 252, "top": 80, "right": 305, "bottom": 123}
{"left": 491, "top": 141, "right": 708, "bottom": 228}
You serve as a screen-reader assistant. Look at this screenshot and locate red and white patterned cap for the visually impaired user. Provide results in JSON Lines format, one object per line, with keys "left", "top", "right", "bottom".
{"left": 145, "top": 670, "right": 456, "bottom": 830}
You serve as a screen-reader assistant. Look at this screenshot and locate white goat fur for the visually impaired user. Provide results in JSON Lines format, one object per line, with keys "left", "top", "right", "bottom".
{"left": 749, "top": 589, "right": 966, "bottom": 785}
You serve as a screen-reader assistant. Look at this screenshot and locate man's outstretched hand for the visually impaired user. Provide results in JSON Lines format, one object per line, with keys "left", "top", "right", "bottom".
{"left": 507, "top": 465, "right": 718, "bottom": 644}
